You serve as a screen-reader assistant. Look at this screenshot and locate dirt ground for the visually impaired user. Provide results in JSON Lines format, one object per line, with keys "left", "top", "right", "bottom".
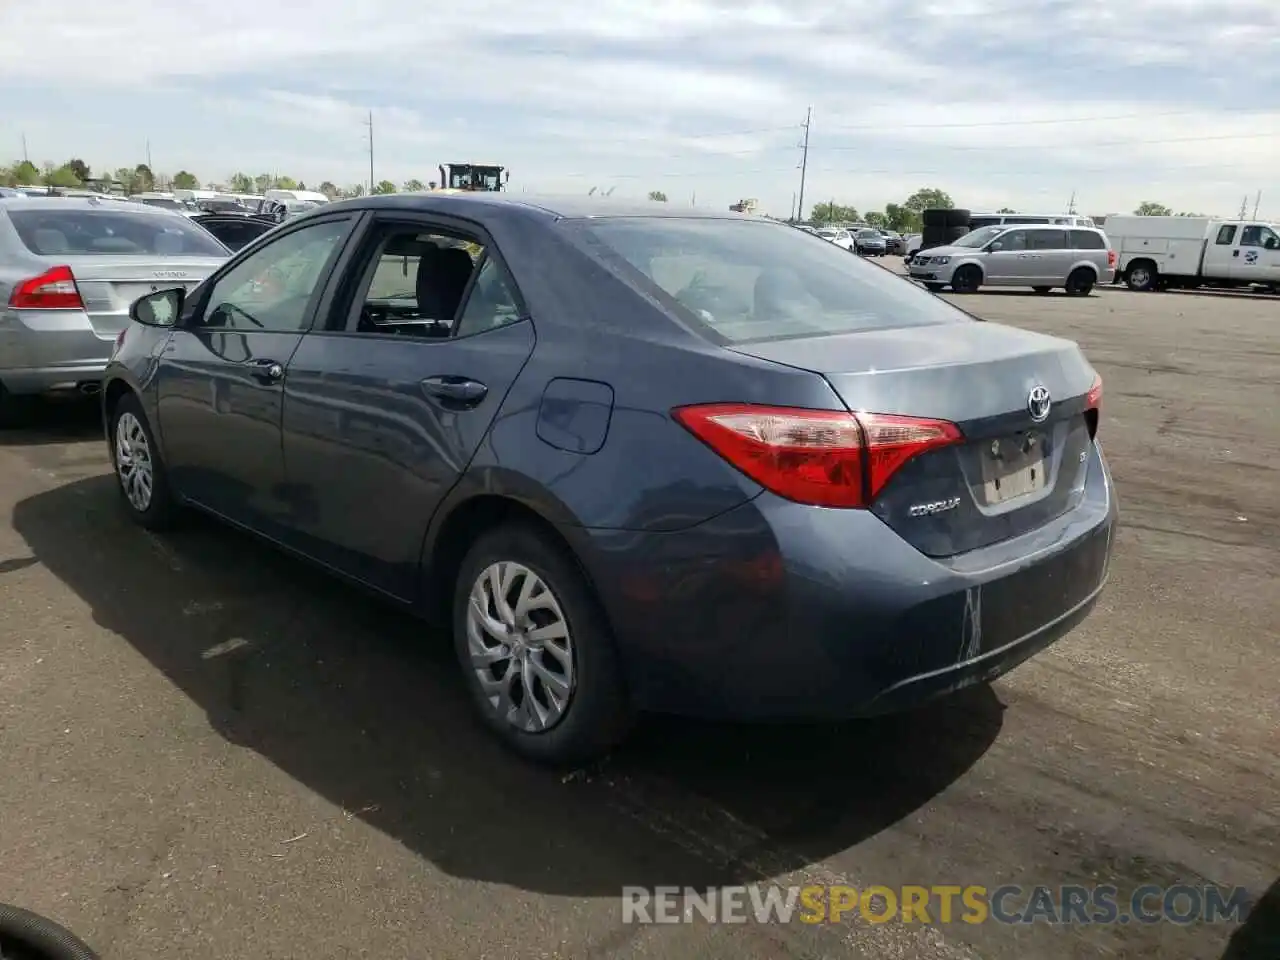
{"left": 0, "top": 283, "right": 1276, "bottom": 959}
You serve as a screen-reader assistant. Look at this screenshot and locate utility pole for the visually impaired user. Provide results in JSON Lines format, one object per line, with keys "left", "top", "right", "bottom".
{"left": 21, "top": 132, "right": 28, "bottom": 164}
{"left": 796, "top": 106, "right": 812, "bottom": 223}
{"left": 1067, "top": 189, "right": 1077, "bottom": 214}
{"left": 146, "top": 139, "right": 152, "bottom": 170}
{"left": 364, "top": 110, "right": 374, "bottom": 193}
{"left": 1252, "top": 190, "right": 1262, "bottom": 219}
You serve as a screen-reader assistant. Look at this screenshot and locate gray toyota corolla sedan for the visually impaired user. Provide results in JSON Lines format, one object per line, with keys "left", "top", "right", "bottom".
{"left": 102, "top": 193, "right": 1116, "bottom": 764}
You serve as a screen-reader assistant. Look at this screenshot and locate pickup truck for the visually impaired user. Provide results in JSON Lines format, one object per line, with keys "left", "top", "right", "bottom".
{"left": 1103, "top": 216, "right": 1280, "bottom": 292}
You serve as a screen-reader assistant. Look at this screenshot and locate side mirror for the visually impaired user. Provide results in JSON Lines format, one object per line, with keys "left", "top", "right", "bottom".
{"left": 1265, "top": 237, "right": 1279, "bottom": 250}
{"left": 130, "top": 287, "right": 185, "bottom": 327}
{"left": 988, "top": 242, "right": 1004, "bottom": 252}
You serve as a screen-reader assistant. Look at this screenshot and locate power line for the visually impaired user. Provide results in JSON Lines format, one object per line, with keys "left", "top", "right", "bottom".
{"left": 820, "top": 105, "right": 1277, "bottom": 131}
{"left": 815, "top": 131, "right": 1279, "bottom": 153}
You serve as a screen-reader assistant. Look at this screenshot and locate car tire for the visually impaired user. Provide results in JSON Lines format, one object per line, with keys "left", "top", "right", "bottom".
{"left": 0, "top": 903, "right": 99, "bottom": 960}
{"left": 1032, "top": 286, "right": 1052, "bottom": 295}
{"left": 1065, "top": 268, "right": 1095, "bottom": 297}
{"left": 950, "top": 265, "right": 982, "bottom": 293}
{"left": 452, "top": 523, "right": 633, "bottom": 766}
{"left": 1125, "top": 260, "right": 1158, "bottom": 291}
{"left": 109, "top": 392, "right": 179, "bottom": 531}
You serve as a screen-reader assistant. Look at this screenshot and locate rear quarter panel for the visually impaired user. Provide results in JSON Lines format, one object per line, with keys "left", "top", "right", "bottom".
{"left": 452, "top": 214, "right": 844, "bottom": 533}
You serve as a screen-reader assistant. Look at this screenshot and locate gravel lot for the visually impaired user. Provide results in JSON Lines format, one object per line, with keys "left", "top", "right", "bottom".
{"left": 0, "top": 282, "right": 1276, "bottom": 959}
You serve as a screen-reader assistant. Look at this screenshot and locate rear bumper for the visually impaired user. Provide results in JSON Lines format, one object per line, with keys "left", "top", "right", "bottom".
{"left": 580, "top": 442, "right": 1117, "bottom": 720}
{"left": 0, "top": 308, "right": 112, "bottom": 395}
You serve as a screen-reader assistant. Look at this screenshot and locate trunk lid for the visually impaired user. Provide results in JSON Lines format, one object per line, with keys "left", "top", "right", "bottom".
{"left": 731, "top": 321, "right": 1099, "bottom": 557}
{"left": 67, "top": 256, "right": 224, "bottom": 338}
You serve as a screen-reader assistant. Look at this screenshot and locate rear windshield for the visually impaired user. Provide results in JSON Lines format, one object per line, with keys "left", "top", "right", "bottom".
{"left": 133, "top": 197, "right": 186, "bottom": 210}
{"left": 7, "top": 208, "right": 228, "bottom": 257}
{"left": 569, "top": 217, "right": 967, "bottom": 344}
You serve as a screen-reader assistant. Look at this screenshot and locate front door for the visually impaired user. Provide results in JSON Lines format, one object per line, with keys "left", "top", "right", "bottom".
{"left": 1230, "top": 223, "right": 1280, "bottom": 283}
{"left": 982, "top": 229, "right": 1032, "bottom": 285}
{"left": 156, "top": 216, "right": 356, "bottom": 532}
{"left": 280, "top": 217, "right": 535, "bottom": 598}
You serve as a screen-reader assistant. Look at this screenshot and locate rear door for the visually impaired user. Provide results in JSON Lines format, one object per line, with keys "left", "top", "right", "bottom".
{"left": 280, "top": 213, "right": 535, "bottom": 598}
{"left": 1026, "top": 227, "right": 1071, "bottom": 284}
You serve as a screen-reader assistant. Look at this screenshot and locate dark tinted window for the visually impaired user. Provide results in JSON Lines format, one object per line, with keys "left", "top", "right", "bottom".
{"left": 8, "top": 207, "right": 229, "bottom": 256}
{"left": 199, "top": 218, "right": 274, "bottom": 252}
{"left": 570, "top": 217, "right": 969, "bottom": 344}
{"left": 1005, "top": 216, "right": 1052, "bottom": 225}
{"left": 1070, "top": 229, "right": 1106, "bottom": 249}
{"left": 1216, "top": 225, "right": 1237, "bottom": 245}
{"left": 1028, "top": 229, "right": 1069, "bottom": 250}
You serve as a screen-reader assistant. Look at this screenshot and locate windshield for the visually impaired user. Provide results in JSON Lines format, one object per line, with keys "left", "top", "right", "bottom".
{"left": 858, "top": 229, "right": 881, "bottom": 238}
{"left": 952, "top": 225, "right": 1006, "bottom": 248}
{"left": 8, "top": 207, "right": 230, "bottom": 257}
{"left": 569, "top": 217, "right": 967, "bottom": 344}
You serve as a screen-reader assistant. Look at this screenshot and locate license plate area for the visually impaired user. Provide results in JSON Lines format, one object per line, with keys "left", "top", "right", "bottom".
{"left": 978, "top": 432, "right": 1047, "bottom": 505}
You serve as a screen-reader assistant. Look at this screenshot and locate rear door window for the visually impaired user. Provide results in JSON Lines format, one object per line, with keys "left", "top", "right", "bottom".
{"left": 8, "top": 207, "right": 229, "bottom": 257}
{"left": 568, "top": 216, "right": 967, "bottom": 344}
{"left": 1028, "top": 229, "right": 1069, "bottom": 251}
{"left": 1070, "top": 230, "right": 1106, "bottom": 249}
{"left": 1215, "top": 225, "right": 1238, "bottom": 245}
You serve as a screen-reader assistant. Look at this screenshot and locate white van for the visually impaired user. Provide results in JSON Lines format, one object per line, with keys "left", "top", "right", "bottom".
{"left": 967, "top": 212, "right": 1096, "bottom": 230}
{"left": 263, "top": 189, "right": 329, "bottom": 206}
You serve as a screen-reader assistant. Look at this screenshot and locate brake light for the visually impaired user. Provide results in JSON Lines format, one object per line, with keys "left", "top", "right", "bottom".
{"left": 1107, "top": 249, "right": 1117, "bottom": 269}
{"left": 8, "top": 265, "right": 83, "bottom": 309}
{"left": 671, "top": 403, "right": 963, "bottom": 508}
{"left": 1086, "top": 373, "right": 1103, "bottom": 409}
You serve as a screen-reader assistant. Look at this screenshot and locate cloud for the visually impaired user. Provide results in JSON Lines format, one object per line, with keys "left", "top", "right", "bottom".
{"left": 1, "top": 0, "right": 1276, "bottom": 217}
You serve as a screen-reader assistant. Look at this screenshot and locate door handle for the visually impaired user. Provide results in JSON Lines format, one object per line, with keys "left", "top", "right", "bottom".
{"left": 249, "top": 358, "right": 284, "bottom": 383}
{"left": 420, "top": 376, "right": 488, "bottom": 405}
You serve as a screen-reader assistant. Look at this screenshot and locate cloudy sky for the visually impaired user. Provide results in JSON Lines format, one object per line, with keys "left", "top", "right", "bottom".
{"left": 2, "top": 0, "right": 1277, "bottom": 218}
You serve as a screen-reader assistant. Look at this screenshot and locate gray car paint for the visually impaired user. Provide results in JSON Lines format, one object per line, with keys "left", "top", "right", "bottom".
{"left": 102, "top": 193, "right": 1116, "bottom": 720}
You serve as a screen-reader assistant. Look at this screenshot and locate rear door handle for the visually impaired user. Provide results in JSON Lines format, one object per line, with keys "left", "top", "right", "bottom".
{"left": 420, "top": 376, "right": 488, "bottom": 406}
{"left": 249, "top": 358, "right": 284, "bottom": 383}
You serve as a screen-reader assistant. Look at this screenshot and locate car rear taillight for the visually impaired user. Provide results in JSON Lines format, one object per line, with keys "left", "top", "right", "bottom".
{"left": 671, "top": 403, "right": 963, "bottom": 508}
{"left": 1085, "top": 373, "right": 1103, "bottom": 438}
{"left": 1106, "top": 250, "right": 1117, "bottom": 269}
{"left": 8, "top": 265, "right": 84, "bottom": 309}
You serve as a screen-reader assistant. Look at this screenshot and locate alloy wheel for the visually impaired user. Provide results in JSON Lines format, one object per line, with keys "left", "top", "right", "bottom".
{"left": 115, "top": 412, "right": 154, "bottom": 512}
{"left": 466, "top": 561, "right": 575, "bottom": 733}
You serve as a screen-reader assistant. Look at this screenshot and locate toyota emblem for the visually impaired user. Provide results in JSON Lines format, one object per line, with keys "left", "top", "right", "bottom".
{"left": 1027, "top": 385, "right": 1051, "bottom": 422}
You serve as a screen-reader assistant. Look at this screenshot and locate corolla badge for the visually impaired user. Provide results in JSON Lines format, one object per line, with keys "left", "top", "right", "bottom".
{"left": 1027, "top": 385, "right": 1051, "bottom": 423}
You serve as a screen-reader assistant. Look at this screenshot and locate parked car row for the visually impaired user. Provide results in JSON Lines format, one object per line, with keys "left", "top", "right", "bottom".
{"left": 2, "top": 193, "right": 1116, "bottom": 765}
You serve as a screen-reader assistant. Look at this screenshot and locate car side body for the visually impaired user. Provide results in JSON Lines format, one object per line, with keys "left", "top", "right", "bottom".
{"left": 102, "top": 193, "right": 1116, "bottom": 761}
{"left": 909, "top": 224, "right": 1115, "bottom": 295}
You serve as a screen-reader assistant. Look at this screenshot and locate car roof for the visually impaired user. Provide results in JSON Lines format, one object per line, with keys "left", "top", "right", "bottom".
{"left": 321, "top": 192, "right": 758, "bottom": 224}
{"left": 0, "top": 196, "right": 180, "bottom": 214}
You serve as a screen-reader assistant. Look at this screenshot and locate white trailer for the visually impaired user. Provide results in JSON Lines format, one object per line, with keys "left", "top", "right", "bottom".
{"left": 1103, "top": 216, "right": 1280, "bottom": 292}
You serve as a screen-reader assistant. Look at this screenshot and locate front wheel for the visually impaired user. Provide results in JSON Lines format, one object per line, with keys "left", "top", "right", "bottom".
{"left": 110, "top": 393, "right": 179, "bottom": 530}
{"left": 453, "top": 524, "right": 632, "bottom": 765}
{"left": 950, "top": 265, "right": 982, "bottom": 293}
{"left": 1065, "top": 268, "right": 1095, "bottom": 297}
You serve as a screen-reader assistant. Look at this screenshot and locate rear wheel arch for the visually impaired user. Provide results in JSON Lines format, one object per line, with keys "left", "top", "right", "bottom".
{"left": 423, "top": 493, "right": 607, "bottom": 628}
{"left": 103, "top": 377, "right": 135, "bottom": 423}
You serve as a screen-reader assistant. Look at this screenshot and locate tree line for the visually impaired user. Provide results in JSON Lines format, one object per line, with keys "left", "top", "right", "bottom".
{"left": 1, "top": 158, "right": 427, "bottom": 199}
{"left": 2, "top": 159, "right": 1213, "bottom": 219}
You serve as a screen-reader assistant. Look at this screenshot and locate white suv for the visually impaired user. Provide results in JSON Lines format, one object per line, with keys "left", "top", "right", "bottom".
{"left": 908, "top": 224, "right": 1116, "bottom": 295}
